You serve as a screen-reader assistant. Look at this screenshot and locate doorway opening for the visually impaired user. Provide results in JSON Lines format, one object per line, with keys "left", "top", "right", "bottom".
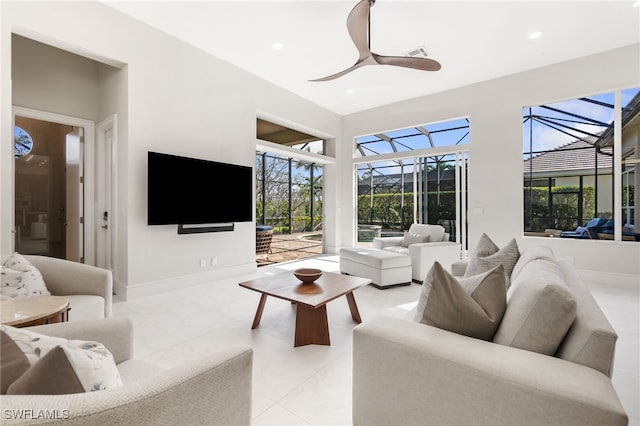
{"left": 256, "top": 118, "right": 329, "bottom": 265}
{"left": 13, "top": 109, "right": 95, "bottom": 263}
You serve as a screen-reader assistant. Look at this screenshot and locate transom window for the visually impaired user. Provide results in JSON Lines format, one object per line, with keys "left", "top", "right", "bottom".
{"left": 355, "top": 118, "right": 469, "bottom": 157}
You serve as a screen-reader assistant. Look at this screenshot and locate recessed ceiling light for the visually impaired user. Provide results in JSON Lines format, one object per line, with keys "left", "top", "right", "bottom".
{"left": 272, "top": 42, "right": 283, "bottom": 50}
{"left": 528, "top": 31, "right": 543, "bottom": 40}
{"left": 633, "top": 0, "right": 640, "bottom": 7}
{"left": 347, "top": 89, "right": 355, "bottom": 94}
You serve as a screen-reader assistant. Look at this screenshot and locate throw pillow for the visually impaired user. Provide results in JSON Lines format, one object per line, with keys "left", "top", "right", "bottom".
{"left": 1, "top": 252, "right": 50, "bottom": 298}
{"left": 1, "top": 325, "right": 122, "bottom": 395}
{"left": 493, "top": 258, "right": 577, "bottom": 356}
{"left": 1, "top": 330, "right": 31, "bottom": 394}
{"left": 401, "top": 232, "right": 430, "bottom": 247}
{"left": 414, "top": 262, "right": 507, "bottom": 341}
{"left": 464, "top": 234, "right": 520, "bottom": 283}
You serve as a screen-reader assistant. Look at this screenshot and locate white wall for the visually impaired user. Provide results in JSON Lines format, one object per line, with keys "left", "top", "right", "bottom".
{"left": 1, "top": 1, "right": 342, "bottom": 298}
{"left": 342, "top": 44, "right": 640, "bottom": 276}
{"left": 2, "top": 1, "right": 637, "bottom": 295}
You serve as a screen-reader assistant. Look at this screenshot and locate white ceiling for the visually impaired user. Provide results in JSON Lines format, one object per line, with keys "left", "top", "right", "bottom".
{"left": 104, "top": 1, "right": 640, "bottom": 116}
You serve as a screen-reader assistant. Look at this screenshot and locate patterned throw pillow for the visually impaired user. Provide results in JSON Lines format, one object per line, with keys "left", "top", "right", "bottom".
{"left": 1, "top": 253, "right": 50, "bottom": 298}
{"left": 1, "top": 325, "right": 122, "bottom": 395}
{"left": 464, "top": 234, "right": 520, "bottom": 283}
{"left": 414, "top": 262, "right": 507, "bottom": 341}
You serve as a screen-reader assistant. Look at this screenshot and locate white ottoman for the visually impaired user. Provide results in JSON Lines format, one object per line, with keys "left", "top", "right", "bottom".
{"left": 340, "top": 247, "right": 412, "bottom": 289}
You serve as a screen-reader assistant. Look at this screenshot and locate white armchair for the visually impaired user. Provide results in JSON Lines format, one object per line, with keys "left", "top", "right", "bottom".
{"left": 24, "top": 255, "right": 112, "bottom": 320}
{"left": 373, "top": 224, "right": 461, "bottom": 283}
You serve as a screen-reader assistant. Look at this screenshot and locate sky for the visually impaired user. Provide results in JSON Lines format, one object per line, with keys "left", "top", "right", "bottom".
{"left": 524, "top": 87, "right": 640, "bottom": 153}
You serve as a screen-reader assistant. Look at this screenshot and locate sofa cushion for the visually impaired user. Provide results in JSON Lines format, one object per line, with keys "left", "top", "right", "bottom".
{"left": 554, "top": 258, "right": 618, "bottom": 377}
{"left": 1, "top": 325, "right": 122, "bottom": 395}
{"left": 493, "top": 258, "right": 577, "bottom": 355}
{"left": 383, "top": 246, "right": 410, "bottom": 257}
{"left": 510, "top": 245, "right": 555, "bottom": 282}
{"left": 401, "top": 232, "right": 430, "bottom": 247}
{"left": 65, "top": 295, "right": 106, "bottom": 321}
{"left": 464, "top": 234, "right": 520, "bottom": 282}
{"left": 0, "top": 331, "right": 30, "bottom": 394}
{"left": 414, "top": 262, "right": 507, "bottom": 340}
{"left": 1, "top": 252, "right": 50, "bottom": 298}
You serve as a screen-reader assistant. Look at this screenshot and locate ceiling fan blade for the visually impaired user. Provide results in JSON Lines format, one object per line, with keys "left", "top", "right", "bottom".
{"left": 347, "top": 0, "right": 372, "bottom": 59}
{"left": 308, "top": 59, "right": 369, "bottom": 82}
{"left": 310, "top": 0, "right": 442, "bottom": 82}
{"left": 372, "top": 54, "right": 442, "bottom": 71}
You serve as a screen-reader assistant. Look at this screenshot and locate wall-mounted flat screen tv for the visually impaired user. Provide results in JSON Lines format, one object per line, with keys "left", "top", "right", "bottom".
{"left": 147, "top": 151, "right": 253, "bottom": 225}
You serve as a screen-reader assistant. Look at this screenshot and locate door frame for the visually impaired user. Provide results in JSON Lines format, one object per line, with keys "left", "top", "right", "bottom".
{"left": 96, "top": 114, "right": 117, "bottom": 274}
{"left": 12, "top": 106, "right": 96, "bottom": 264}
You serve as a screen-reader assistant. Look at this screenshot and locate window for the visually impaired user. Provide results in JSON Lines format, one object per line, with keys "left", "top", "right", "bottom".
{"left": 14, "top": 126, "right": 34, "bottom": 158}
{"left": 523, "top": 88, "right": 639, "bottom": 242}
{"left": 355, "top": 118, "right": 469, "bottom": 158}
{"left": 257, "top": 118, "right": 325, "bottom": 155}
{"left": 256, "top": 152, "right": 323, "bottom": 233}
{"left": 355, "top": 118, "right": 469, "bottom": 247}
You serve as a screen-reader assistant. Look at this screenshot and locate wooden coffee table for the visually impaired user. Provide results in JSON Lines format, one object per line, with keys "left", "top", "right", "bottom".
{"left": 1, "top": 295, "right": 70, "bottom": 328}
{"left": 239, "top": 271, "right": 371, "bottom": 347}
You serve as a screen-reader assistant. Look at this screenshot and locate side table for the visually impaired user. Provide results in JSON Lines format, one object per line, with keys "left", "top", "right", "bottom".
{"left": 1, "top": 295, "right": 70, "bottom": 328}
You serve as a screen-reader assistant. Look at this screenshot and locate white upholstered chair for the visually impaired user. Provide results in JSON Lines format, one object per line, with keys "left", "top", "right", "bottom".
{"left": 24, "top": 255, "right": 112, "bottom": 320}
{"left": 372, "top": 224, "right": 461, "bottom": 283}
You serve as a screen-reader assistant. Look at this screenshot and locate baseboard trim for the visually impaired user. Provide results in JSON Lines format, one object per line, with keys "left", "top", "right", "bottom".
{"left": 576, "top": 268, "right": 639, "bottom": 289}
{"left": 118, "top": 262, "right": 256, "bottom": 300}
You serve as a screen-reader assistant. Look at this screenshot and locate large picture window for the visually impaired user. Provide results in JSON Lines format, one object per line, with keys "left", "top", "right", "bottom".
{"left": 523, "top": 88, "right": 639, "bottom": 242}
{"left": 355, "top": 118, "right": 469, "bottom": 248}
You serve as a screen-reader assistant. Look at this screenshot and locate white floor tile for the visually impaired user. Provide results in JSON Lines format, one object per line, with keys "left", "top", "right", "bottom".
{"left": 252, "top": 403, "right": 310, "bottom": 425}
{"left": 112, "top": 255, "right": 640, "bottom": 425}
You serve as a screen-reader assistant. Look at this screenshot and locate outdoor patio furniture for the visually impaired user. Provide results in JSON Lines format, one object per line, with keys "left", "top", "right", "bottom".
{"left": 560, "top": 218, "right": 608, "bottom": 239}
{"left": 256, "top": 225, "right": 274, "bottom": 258}
{"left": 597, "top": 221, "right": 640, "bottom": 241}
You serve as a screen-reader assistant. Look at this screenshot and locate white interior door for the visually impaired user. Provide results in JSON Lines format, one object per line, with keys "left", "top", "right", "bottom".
{"left": 65, "top": 128, "right": 83, "bottom": 262}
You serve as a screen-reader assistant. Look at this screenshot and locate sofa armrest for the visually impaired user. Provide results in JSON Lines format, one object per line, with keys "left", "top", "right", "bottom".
{"left": 24, "top": 317, "right": 133, "bottom": 364}
{"left": 372, "top": 236, "right": 403, "bottom": 249}
{"left": 353, "top": 316, "right": 627, "bottom": 426}
{"left": 0, "top": 345, "right": 253, "bottom": 425}
{"left": 450, "top": 258, "right": 469, "bottom": 276}
{"left": 407, "top": 242, "right": 461, "bottom": 282}
{"left": 25, "top": 255, "right": 113, "bottom": 317}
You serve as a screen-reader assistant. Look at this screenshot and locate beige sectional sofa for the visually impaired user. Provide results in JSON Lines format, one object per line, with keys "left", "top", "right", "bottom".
{"left": 353, "top": 245, "right": 627, "bottom": 425}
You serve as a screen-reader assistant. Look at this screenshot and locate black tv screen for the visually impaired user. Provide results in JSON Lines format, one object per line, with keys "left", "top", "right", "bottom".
{"left": 147, "top": 151, "right": 253, "bottom": 225}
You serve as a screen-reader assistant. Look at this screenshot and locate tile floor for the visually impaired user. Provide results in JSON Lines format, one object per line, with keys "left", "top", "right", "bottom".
{"left": 112, "top": 254, "right": 639, "bottom": 425}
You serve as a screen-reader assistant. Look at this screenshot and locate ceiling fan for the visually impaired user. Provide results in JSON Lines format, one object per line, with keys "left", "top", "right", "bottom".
{"left": 310, "top": 0, "right": 441, "bottom": 82}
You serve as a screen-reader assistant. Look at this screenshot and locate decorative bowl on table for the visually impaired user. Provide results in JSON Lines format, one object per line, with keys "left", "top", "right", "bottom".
{"left": 293, "top": 268, "right": 323, "bottom": 284}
